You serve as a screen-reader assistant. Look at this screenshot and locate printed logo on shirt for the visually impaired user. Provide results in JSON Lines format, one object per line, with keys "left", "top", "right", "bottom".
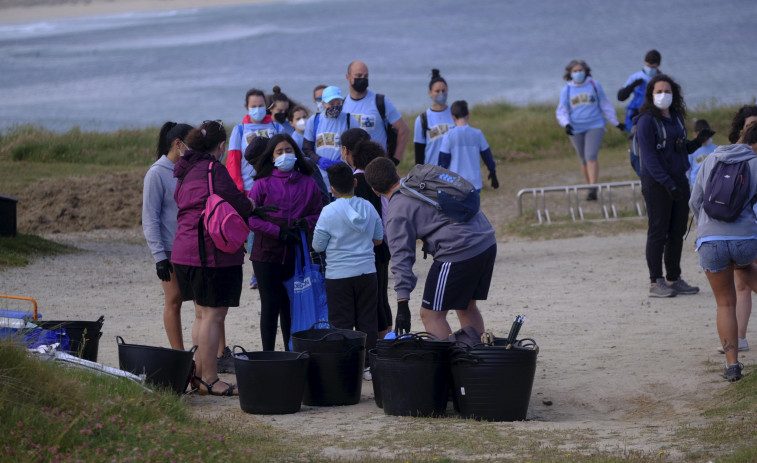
{"left": 316, "top": 132, "right": 340, "bottom": 149}
{"left": 571, "top": 92, "right": 596, "bottom": 107}
{"left": 428, "top": 123, "right": 450, "bottom": 141}
{"left": 694, "top": 153, "right": 708, "bottom": 165}
{"left": 245, "top": 128, "right": 274, "bottom": 144}
{"left": 353, "top": 114, "right": 377, "bottom": 130}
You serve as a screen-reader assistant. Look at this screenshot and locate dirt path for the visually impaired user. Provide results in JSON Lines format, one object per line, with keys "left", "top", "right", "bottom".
{"left": 0, "top": 227, "right": 748, "bottom": 459}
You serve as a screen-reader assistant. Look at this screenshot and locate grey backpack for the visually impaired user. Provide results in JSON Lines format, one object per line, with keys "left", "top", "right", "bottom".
{"left": 399, "top": 164, "right": 480, "bottom": 222}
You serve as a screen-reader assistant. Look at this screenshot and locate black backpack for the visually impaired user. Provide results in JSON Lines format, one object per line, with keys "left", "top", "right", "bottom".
{"left": 703, "top": 158, "right": 755, "bottom": 222}
{"left": 376, "top": 93, "right": 397, "bottom": 156}
{"left": 629, "top": 113, "right": 685, "bottom": 177}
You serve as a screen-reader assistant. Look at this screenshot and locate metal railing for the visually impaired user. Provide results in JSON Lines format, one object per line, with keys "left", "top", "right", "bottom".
{"left": 516, "top": 181, "right": 645, "bottom": 225}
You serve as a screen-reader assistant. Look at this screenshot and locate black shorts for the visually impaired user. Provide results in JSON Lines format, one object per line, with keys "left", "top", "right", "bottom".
{"left": 173, "top": 264, "right": 243, "bottom": 308}
{"left": 421, "top": 244, "right": 496, "bottom": 312}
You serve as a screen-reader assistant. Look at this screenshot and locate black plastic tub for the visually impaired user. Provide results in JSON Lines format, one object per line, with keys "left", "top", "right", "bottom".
{"left": 368, "top": 348, "right": 382, "bottom": 408}
{"left": 376, "top": 351, "right": 450, "bottom": 417}
{"left": 233, "top": 346, "right": 310, "bottom": 414}
{"left": 375, "top": 332, "right": 451, "bottom": 360}
{"left": 449, "top": 339, "right": 538, "bottom": 421}
{"left": 291, "top": 324, "right": 367, "bottom": 354}
{"left": 300, "top": 345, "right": 365, "bottom": 406}
{"left": 116, "top": 336, "right": 196, "bottom": 395}
{"left": 36, "top": 316, "right": 104, "bottom": 362}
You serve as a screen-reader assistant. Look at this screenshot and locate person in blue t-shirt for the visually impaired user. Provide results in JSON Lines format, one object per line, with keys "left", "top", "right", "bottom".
{"left": 439, "top": 100, "right": 498, "bottom": 191}
{"left": 687, "top": 119, "right": 718, "bottom": 188}
{"left": 343, "top": 60, "right": 409, "bottom": 164}
{"left": 267, "top": 86, "right": 295, "bottom": 135}
{"left": 414, "top": 68, "right": 454, "bottom": 166}
{"left": 556, "top": 59, "right": 624, "bottom": 200}
{"left": 617, "top": 49, "right": 662, "bottom": 131}
{"left": 289, "top": 105, "right": 309, "bottom": 149}
{"left": 302, "top": 86, "right": 359, "bottom": 188}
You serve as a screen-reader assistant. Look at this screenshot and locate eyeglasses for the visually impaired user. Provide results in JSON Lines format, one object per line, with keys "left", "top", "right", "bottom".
{"left": 314, "top": 97, "right": 322, "bottom": 102}
{"left": 202, "top": 119, "right": 223, "bottom": 128}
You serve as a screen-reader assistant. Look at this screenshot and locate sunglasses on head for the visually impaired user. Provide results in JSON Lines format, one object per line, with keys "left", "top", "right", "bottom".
{"left": 202, "top": 119, "right": 223, "bottom": 128}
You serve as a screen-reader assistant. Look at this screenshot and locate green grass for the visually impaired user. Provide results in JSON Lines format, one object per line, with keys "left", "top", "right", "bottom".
{"left": 0, "top": 234, "right": 78, "bottom": 270}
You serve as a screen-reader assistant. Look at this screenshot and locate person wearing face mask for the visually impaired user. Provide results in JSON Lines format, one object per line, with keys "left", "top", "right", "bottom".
{"left": 227, "top": 88, "right": 281, "bottom": 195}
{"left": 414, "top": 68, "right": 454, "bottom": 165}
{"left": 172, "top": 120, "right": 259, "bottom": 396}
{"left": 689, "top": 122, "right": 757, "bottom": 382}
{"left": 637, "top": 74, "right": 712, "bottom": 298}
{"left": 313, "top": 84, "right": 327, "bottom": 114}
{"left": 302, "top": 86, "right": 359, "bottom": 189}
{"left": 267, "top": 86, "right": 295, "bottom": 135}
{"left": 342, "top": 60, "right": 410, "bottom": 164}
{"left": 288, "top": 105, "right": 309, "bottom": 149}
{"left": 248, "top": 134, "right": 323, "bottom": 351}
{"left": 556, "top": 59, "right": 624, "bottom": 201}
{"left": 618, "top": 49, "right": 662, "bottom": 132}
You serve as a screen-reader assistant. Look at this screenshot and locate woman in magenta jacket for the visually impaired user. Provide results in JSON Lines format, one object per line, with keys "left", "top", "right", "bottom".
{"left": 249, "top": 133, "right": 323, "bottom": 351}
{"left": 172, "top": 120, "right": 254, "bottom": 396}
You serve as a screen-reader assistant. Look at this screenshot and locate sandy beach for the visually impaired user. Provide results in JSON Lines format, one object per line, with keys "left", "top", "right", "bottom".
{"left": 0, "top": 226, "right": 749, "bottom": 459}
{"left": 0, "top": 0, "right": 279, "bottom": 24}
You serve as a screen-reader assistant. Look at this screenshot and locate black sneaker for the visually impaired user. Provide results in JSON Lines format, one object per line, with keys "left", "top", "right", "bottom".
{"left": 723, "top": 362, "right": 743, "bottom": 382}
{"left": 586, "top": 188, "right": 598, "bottom": 201}
{"left": 217, "top": 346, "right": 235, "bottom": 374}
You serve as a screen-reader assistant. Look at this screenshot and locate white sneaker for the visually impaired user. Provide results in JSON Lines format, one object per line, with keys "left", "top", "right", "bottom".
{"left": 717, "top": 338, "right": 749, "bottom": 353}
{"left": 362, "top": 367, "right": 372, "bottom": 381}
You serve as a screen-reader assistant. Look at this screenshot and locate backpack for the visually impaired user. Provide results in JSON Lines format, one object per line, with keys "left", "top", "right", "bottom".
{"left": 199, "top": 161, "right": 249, "bottom": 255}
{"left": 376, "top": 94, "right": 398, "bottom": 156}
{"left": 703, "top": 158, "right": 754, "bottom": 222}
{"left": 399, "top": 164, "right": 480, "bottom": 222}
{"left": 629, "top": 113, "right": 686, "bottom": 177}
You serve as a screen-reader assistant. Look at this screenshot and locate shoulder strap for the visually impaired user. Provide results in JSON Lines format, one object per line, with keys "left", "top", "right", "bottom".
{"left": 420, "top": 110, "right": 429, "bottom": 135}
{"left": 376, "top": 93, "right": 386, "bottom": 123}
{"left": 313, "top": 112, "right": 320, "bottom": 136}
{"left": 207, "top": 161, "right": 214, "bottom": 196}
{"left": 346, "top": 113, "right": 350, "bottom": 129}
{"left": 589, "top": 78, "right": 600, "bottom": 106}
{"left": 652, "top": 117, "right": 667, "bottom": 150}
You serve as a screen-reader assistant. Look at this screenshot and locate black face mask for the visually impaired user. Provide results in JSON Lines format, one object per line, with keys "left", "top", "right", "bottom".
{"left": 351, "top": 77, "right": 369, "bottom": 93}
{"left": 273, "top": 113, "right": 287, "bottom": 124}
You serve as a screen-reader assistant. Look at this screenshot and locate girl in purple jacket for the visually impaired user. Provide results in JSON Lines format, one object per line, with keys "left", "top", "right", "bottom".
{"left": 249, "top": 134, "right": 323, "bottom": 350}
{"left": 172, "top": 120, "right": 254, "bottom": 396}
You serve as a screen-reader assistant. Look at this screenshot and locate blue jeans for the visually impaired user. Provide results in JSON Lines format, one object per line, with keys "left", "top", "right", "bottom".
{"left": 698, "top": 239, "right": 757, "bottom": 273}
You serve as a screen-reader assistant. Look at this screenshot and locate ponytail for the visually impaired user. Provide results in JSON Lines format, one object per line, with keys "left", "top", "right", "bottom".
{"left": 184, "top": 120, "right": 226, "bottom": 153}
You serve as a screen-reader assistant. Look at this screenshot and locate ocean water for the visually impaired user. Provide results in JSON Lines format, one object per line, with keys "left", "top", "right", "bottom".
{"left": 0, "top": 0, "right": 755, "bottom": 132}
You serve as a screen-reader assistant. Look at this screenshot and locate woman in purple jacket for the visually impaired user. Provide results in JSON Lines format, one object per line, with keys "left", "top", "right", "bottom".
{"left": 172, "top": 120, "right": 254, "bottom": 396}
{"left": 249, "top": 134, "right": 323, "bottom": 350}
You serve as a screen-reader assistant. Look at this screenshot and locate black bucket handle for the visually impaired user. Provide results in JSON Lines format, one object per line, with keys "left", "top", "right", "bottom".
{"left": 188, "top": 345, "right": 198, "bottom": 354}
{"left": 232, "top": 345, "right": 247, "bottom": 357}
{"left": 116, "top": 335, "right": 125, "bottom": 345}
{"left": 449, "top": 347, "right": 480, "bottom": 365}
{"left": 317, "top": 332, "right": 350, "bottom": 342}
{"left": 513, "top": 338, "right": 539, "bottom": 352}
{"left": 294, "top": 351, "right": 310, "bottom": 360}
{"left": 96, "top": 315, "right": 105, "bottom": 327}
{"left": 398, "top": 351, "right": 438, "bottom": 361}
{"left": 387, "top": 331, "right": 440, "bottom": 349}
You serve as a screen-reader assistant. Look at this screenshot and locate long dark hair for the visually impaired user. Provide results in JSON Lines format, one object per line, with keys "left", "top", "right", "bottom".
{"left": 184, "top": 120, "right": 226, "bottom": 153}
{"left": 156, "top": 121, "right": 192, "bottom": 160}
{"left": 638, "top": 74, "right": 687, "bottom": 120}
{"left": 254, "top": 133, "right": 314, "bottom": 179}
{"left": 728, "top": 105, "right": 757, "bottom": 143}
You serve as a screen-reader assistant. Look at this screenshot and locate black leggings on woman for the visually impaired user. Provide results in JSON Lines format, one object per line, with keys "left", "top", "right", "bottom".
{"left": 252, "top": 260, "right": 295, "bottom": 351}
{"left": 641, "top": 176, "right": 690, "bottom": 283}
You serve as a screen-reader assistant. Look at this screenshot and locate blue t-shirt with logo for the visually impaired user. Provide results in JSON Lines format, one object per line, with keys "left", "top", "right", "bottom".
{"left": 342, "top": 90, "right": 402, "bottom": 150}
{"left": 228, "top": 121, "right": 280, "bottom": 191}
{"left": 414, "top": 107, "right": 454, "bottom": 165}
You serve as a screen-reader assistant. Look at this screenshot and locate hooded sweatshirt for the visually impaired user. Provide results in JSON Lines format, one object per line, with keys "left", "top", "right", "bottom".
{"left": 312, "top": 196, "right": 383, "bottom": 280}
{"left": 690, "top": 143, "right": 757, "bottom": 245}
{"left": 142, "top": 155, "right": 178, "bottom": 263}
{"left": 556, "top": 77, "right": 618, "bottom": 134}
{"left": 171, "top": 149, "right": 253, "bottom": 268}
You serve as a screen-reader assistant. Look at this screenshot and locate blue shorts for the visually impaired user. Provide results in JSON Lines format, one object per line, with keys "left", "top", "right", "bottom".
{"left": 698, "top": 239, "right": 757, "bottom": 273}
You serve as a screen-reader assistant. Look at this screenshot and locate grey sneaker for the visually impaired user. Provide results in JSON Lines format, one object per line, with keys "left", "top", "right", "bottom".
{"left": 217, "top": 346, "right": 235, "bottom": 374}
{"left": 717, "top": 338, "right": 749, "bottom": 353}
{"left": 363, "top": 367, "right": 372, "bottom": 381}
{"left": 723, "top": 362, "right": 743, "bottom": 382}
{"left": 649, "top": 278, "right": 676, "bottom": 298}
{"left": 668, "top": 278, "right": 699, "bottom": 295}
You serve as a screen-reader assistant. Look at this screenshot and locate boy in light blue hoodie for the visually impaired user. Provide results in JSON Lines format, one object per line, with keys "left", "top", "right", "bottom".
{"left": 312, "top": 162, "right": 384, "bottom": 367}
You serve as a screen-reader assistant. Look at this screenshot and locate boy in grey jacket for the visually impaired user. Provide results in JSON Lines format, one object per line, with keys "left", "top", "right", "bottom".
{"left": 363, "top": 157, "right": 497, "bottom": 339}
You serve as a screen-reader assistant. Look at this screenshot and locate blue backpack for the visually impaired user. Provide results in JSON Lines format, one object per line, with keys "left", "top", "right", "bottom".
{"left": 703, "top": 158, "right": 755, "bottom": 222}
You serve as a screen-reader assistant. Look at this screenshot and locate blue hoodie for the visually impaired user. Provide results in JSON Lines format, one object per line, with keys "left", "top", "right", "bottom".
{"left": 312, "top": 196, "right": 383, "bottom": 280}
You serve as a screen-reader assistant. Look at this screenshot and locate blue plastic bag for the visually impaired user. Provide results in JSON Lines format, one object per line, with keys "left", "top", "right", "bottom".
{"left": 23, "top": 327, "right": 71, "bottom": 351}
{"left": 284, "top": 231, "right": 328, "bottom": 349}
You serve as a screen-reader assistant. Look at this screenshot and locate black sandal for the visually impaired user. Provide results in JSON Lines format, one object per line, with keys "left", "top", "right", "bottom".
{"left": 195, "top": 377, "right": 237, "bottom": 396}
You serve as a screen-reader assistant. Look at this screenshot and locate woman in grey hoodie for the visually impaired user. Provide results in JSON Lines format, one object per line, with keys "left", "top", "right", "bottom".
{"left": 689, "top": 123, "right": 757, "bottom": 382}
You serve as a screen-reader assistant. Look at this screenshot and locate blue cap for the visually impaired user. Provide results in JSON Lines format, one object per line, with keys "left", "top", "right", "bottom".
{"left": 321, "top": 86, "right": 344, "bottom": 103}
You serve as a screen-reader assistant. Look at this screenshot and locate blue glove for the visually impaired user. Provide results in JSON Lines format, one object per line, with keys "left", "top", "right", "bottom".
{"left": 318, "top": 157, "right": 339, "bottom": 170}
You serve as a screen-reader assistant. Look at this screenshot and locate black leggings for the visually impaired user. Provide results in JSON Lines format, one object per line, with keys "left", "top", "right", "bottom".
{"left": 641, "top": 176, "right": 690, "bottom": 283}
{"left": 252, "top": 260, "right": 295, "bottom": 351}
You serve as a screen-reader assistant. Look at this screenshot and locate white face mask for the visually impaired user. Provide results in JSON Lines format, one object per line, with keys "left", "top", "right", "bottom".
{"left": 295, "top": 118, "right": 307, "bottom": 131}
{"left": 653, "top": 93, "right": 673, "bottom": 110}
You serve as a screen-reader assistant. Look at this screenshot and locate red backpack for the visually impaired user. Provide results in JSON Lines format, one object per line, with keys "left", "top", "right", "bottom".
{"left": 200, "top": 162, "right": 249, "bottom": 255}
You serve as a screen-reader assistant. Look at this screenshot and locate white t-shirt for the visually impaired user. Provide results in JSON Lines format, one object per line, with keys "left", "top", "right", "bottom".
{"left": 413, "top": 107, "right": 453, "bottom": 165}
{"left": 342, "top": 90, "right": 402, "bottom": 150}
{"left": 439, "top": 124, "right": 490, "bottom": 190}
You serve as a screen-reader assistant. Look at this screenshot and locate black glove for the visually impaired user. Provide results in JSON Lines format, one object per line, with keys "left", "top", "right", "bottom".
{"left": 631, "top": 78, "right": 645, "bottom": 89}
{"left": 395, "top": 300, "right": 411, "bottom": 335}
{"left": 293, "top": 218, "right": 309, "bottom": 231}
{"left": 667, "top": 185, "right": 686, "bottom": 201}
{"left": 278, "top": 226, "right": 301, "bottom": 245}
{"left": 155, "top": 259, "right": 173, "bottom": 282}
{"left": 616, "top": 123, "right": 626, "bottom": 132}
{"left": 488, "top": 171, "right": 499, "bottom": 189}
{"left": 390, "top": 156, "right": 401, "bottom": 166}
{"left": 617, "top": 78, "right": 645, "bottom": 101}
{"left": 251, "top": 205, "right": 279, "bottom": 220}
{"left": 695, "top": 129, "right": 715, "bottom": 145}
{"left": 565, "top": 124, "right": 574, "bottom": 136}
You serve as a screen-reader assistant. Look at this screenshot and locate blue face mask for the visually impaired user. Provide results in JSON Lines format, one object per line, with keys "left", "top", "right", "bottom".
{"left": 643, "top": 65, "right": 658, "bottom": 77}
{"left": 274, "top": 153, "right": 296, "bottom": 172}
{"left": 571, "top": 71, "right": 586, "bottom": 83}
{"left": 248, "top": 107, "right": 266, "bottom": 122}
{"left": 433, "top": 93, "right": 448, "bottom": 106}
